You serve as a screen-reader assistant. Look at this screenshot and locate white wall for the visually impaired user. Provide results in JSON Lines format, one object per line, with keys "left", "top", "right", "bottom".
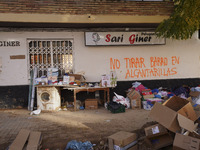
{"left": 0, "top": 31, "right": 199, "bottom": 86}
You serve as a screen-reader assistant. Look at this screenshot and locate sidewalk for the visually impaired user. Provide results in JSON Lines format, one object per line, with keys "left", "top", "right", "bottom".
{"left": 0, "top": 108, "right": 151, "bottom": 150}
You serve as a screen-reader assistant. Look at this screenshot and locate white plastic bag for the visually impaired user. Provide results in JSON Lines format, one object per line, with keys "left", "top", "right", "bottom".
{"left": 132, "top": 81, "right": 141, "bottom": 88}
{"left": 30, "top": 109, "right": 41, "bottom": 115}
{"left": 113, "top": 92, "right": 130, "bottom": 108}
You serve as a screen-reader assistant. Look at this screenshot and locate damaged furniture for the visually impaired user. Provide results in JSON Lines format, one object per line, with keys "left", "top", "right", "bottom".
{"left": 67, "top": 87, "right": 110, "bottom": 111}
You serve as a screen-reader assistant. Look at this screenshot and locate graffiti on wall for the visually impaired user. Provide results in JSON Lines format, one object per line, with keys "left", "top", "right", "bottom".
{"left": 110, "top": 56, "right": 180, "bottom": 79}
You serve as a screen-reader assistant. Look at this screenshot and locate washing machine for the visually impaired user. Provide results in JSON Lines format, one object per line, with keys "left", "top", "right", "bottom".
{"left": 37, "top": 86, "right": 61, "bottom": 111}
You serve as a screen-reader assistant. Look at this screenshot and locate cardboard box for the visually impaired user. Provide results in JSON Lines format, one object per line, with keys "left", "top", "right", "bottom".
{"left": 131, "top": 99, "right": 141, "bottom": 109}
{"left": 108, "top": 131, "right": 137, "bottom": 147}
{"left": 128, "top": 89, "right": 142, "bottom": 109}
{"left": 127, "top": 144, "right": 138, "bottom": 150}
{"left": 142, "top": 89, "right": 154, "bottom": 99}
{"left": 143, "top": 94, "right": 155, "bottom": 99}
{"left": 145, "top": 124, "right": 168, "bottom": 138}
{"left": 173, "top": 133, "right": 200, "bottom": 150}
{"left": 145, "top": 124, "right": 173, "bottom": 150}
{"left": 127, "top": 89, "right": 141, "bottom": 100}
{"left": 85, "top": 99, "right": 98, "bottom": 109}
{"left": 150, "top": 96, "right": 198, "bottom": 133}
{"left": 145, "top": 133, "right": 173, "bottom": 150}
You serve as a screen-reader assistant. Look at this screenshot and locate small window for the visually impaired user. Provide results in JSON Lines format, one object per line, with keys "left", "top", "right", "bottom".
{"left": 28, "top": 39, "right": 73, "bottom": 77}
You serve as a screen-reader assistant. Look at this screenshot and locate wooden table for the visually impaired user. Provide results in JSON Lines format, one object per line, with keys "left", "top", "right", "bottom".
{"left": 67, "top": 87, "right": 110, "bottom": 111}
{"left": 36, "top": 85, "right": 110, "bottom": 111}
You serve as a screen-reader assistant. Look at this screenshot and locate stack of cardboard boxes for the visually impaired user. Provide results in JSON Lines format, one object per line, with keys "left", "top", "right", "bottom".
{"left": 115, "top": 93, "right": 200, "bottom": 149}
{"left": 149, "top": 96, "right": 200, "bottom": 149}
{"left": 127, "top": 89, "right": 142, "bottom": 109}
{"left": 127, "top": 88, "right": 161, "bottom": 110}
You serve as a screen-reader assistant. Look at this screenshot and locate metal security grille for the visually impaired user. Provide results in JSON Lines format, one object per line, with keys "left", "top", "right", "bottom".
{"left": 28, "top": 39, "right": 73, "bottom": 77}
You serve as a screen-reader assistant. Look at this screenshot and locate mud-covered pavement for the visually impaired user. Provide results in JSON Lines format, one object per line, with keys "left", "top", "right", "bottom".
{"left": 0, "top": 108, "right": 152, "bottom": 150}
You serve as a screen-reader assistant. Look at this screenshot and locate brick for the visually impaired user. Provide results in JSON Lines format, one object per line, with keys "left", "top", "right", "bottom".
{"left": 0, "top": 1, "right": 174, "bottom": 16}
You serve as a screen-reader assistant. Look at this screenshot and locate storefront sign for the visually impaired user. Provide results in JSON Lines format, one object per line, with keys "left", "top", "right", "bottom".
{"left": 0, "top": 41, "right": 20, "bottom": 47}
{"left": 85, "top": 32, "right": 165, "bottom": 46}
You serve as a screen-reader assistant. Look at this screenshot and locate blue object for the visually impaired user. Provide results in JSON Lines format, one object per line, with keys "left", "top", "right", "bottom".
{"left": 147, "top": 101, "right": 154, "bottom": 107}
{"left": 120, "top": 140, "right": 138, "bottom": 150}
{"left": 172, "top": 86, "right": 189, "bottom": 98}
{"left": 151, "top": 139, "right": 160, "bottom": 144}
{"left": 154, "top": 94, "right": 162, "bottom": 99}
{"left": 79, "top": 106, "right": 84, "bottom": 110}
{"left": 167, "top": 93, "right": 174, "bottom": 98}
{"left": 65, "top": 140, "right": 93, "bottom": 150}
{"left": 152, "top": 89, "right": 159, "bottom": 94}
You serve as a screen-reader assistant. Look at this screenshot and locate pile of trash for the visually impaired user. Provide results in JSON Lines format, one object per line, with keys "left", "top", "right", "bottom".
{"left": 100, "top": 82, "right": 200, "bottom": 149}
{"left": 29, "top": 81, "right": 200, "bottom": 150}
{"left": 98, "top": 88, "right": 200, "bottom": 150}
{"left": 107, "top": 81, "right": 200, "bottom": 113}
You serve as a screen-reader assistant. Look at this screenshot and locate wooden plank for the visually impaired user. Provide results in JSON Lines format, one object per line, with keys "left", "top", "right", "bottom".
{"left": 108, "top": 138, "right": 114, "bottom": 150}
{"left": 9, "top": 129, "right": 30, "bottom": 150}
{"left": 27, "top": 131, "right": 42, "bottom": 150}
{"left": 10, "top": 55, "right": 25, "bottom": 59}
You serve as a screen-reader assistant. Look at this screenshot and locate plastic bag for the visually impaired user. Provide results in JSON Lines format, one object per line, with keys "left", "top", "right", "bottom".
{"left": 65, "top": 140, "right": 93, "bottom": 150}
{"left": 30, "top": 109, "right": 41, "bottom": 115}
{"left": 132, "top": 82, "right": 141, "bottom": 88}
{"left": 113, "top": 92, "right": 130, "bottom": 108}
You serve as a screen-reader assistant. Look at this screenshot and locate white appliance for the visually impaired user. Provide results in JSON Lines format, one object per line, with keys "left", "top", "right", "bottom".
{"left": 37, "top": 86, "right": 61, "bottom": 110}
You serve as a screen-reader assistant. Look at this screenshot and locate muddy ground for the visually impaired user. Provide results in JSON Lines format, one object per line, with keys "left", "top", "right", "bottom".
{"left": 0, "top": 107, "right": 158, "bottom": 150}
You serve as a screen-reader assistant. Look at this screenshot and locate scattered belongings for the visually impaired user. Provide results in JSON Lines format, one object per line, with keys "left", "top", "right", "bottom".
{"left": 124, "top": 81, "right": 174, "bottom": 111}
{"left": 8, "top": 129, "right": 42, "bottom": 150}
{"left": 27, "top": 80, "right": 200, "bottom": 149}
{"left": 172, "top": 86, "right": 190, "bottom": 99}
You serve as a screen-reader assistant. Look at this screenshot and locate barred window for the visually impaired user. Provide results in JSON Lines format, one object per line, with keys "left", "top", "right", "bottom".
{"left": 28, "top": 39, "right": 73, "bottom": 77}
